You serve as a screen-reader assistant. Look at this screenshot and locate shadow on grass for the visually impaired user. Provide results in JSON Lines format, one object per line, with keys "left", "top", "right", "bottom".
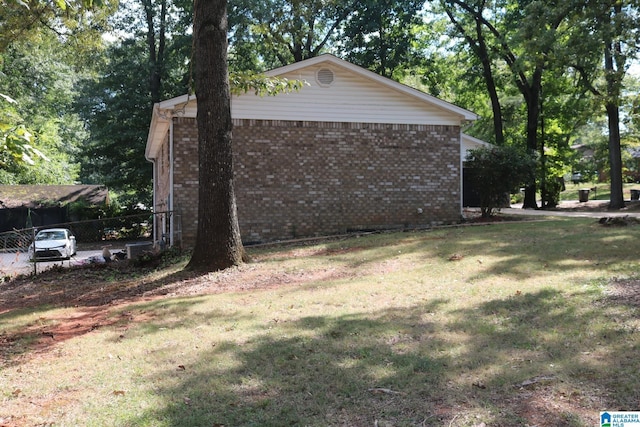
{"left": 4, "top": 218, "right": 640, "bottom": 374}
{"left": 3, "top": 219, "right": 638, "bottom": 312}
{"left": 326, "top": 219, "right": 640, "bottom": 282}
{"left": 121, "top": 289, "right": 639, "bottom": 427}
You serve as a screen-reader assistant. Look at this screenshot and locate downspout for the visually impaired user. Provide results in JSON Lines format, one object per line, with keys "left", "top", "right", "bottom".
{"left": 146, "top": 105, "right": 158, "bottom": 247}
{"left": 150, "top": 157, "right": 157, "bottom": 245}
{"left": 459, "top": 120, "right": 475, "bottom": 214}
{"left": 459, "top": 129, "right": 464, "bottom": 214}
{"left": 169, "top": 117, "right": 175, "bottom": 247}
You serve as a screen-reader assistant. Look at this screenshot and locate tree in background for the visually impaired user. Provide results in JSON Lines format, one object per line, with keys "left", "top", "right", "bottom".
{"left": 0, "top": 0, "right": 112, "bottom": 184}
{"left": 337, "top": 0, "right": 424, "bottom": 78}
{"left": 0, "top": 28, "right": 93, "bottom": 184}
{"left": 228, "top": 0, "right": 357, "bottom": 69}
{"left": 0, "top": 0, "right": 113, "bottom": 53}
{"left": 437, "top": 0, "right": 616, "bottom": 210}
{"left": 227, "top": 0, "right": 423, "bottom": 74}
{"left": 0, "top": 95, "right": 44, "bottom": 176}
{"left": 437, "top": 0, "right": 505, "bottom": 145}
{"left": 570, "top": 0, "right": 640, "bottom": 209}
{"left": 76, "top": 38, "right": 155, "bottom": 205}
{"left": 77, "top": 0, "right": 192, "bottom": 207}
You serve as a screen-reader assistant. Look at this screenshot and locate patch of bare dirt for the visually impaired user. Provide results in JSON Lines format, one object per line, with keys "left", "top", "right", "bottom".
{"left": 604, "top": 278, "right": 640, "bottom": 307}
{"left": 504, "top": 385, "right": 605, "bottom": 427}
{"left": 0, "top": 249, "right": 362, "bottom": 365}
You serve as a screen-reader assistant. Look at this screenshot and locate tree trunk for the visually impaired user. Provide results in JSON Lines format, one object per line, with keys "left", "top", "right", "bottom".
{"left": 522, "top": 73, "right": 542, "bottom": 209}
{"left": 187, "top": 0, "right": 246, "bottom": 272}
{"left": 475, "top": 20, "right": 504, "bottom": 146}
{"left": 142, "top": 0, "right": 166, "bottom": 104}
{"left": 607, "top": 102, "right": 625, "bottom": 209}
{"left": 603, "top": 2, "right": 625, "bottom": 210}
{"left": 442, "top": 3, "right": 504, "bottom": 146}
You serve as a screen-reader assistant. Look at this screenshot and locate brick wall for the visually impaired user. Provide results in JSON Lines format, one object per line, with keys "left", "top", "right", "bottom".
{"left": 168, "top": 117, "right": 461, "bottom": 246}
{"left": 171, "top": 118, "right": 200, "bottom": 246}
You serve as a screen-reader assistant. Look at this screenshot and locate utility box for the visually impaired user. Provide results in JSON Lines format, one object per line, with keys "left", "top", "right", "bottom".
{"left": 126, "top": 241, "right": 153, "bottom": 259}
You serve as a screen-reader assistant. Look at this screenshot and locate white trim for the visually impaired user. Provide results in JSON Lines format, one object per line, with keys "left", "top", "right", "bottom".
{"left": 461, "top": 133, "right": 492, "bottom": 147}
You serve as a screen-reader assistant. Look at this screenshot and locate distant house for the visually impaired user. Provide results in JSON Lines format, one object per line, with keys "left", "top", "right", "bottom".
{"left": 0, "top": 185, "right": 109, "bottom": 231}
{"left": 145, "top": 54, "right": 478, "bottom": 247}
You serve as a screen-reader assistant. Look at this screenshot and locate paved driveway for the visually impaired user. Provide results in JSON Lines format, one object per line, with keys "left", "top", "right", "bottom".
{"left": 499, "top": 200, "right": 640, "bottom": 218}
{"left": 0, "top": 247, "right": 126, "bottom": 277}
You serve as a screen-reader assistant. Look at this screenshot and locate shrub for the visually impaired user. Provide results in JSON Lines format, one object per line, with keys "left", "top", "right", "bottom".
{"left": 466, "top": 146, "right": 537, "bottom": 217}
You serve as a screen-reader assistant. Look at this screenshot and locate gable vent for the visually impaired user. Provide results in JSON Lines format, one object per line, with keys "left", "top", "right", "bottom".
{"left": 316, "top": 68, "right": 335, "bottom": 86}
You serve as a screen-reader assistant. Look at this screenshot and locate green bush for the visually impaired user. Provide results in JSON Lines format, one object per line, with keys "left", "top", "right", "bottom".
{"left": 466, "top": 146, "right": 537, "bottom": 217}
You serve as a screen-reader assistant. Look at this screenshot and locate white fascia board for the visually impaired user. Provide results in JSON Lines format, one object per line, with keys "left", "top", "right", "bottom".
{"left": 158, "top": 94, "right": 191, "bottom": 110}
{"left": 145, "top": 104, "right": 170, "bottom": 160}
{"left": 146, "top": 95, "right": 198, "bottom": 161}
{"left": 461, "top": 133, "right": 492, "bottom": 147}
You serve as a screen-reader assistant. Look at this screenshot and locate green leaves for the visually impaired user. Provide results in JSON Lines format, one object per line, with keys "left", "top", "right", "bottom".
{"left": 229, "top": 72, "right": 308, "bottom": 97}
{"left": 0, "top": 122, "right": 49, "bottom": 168}
{"left": 48, "top": 0, "right": 106, "bottom": 11}
{"left": 0, "top": 94, "right": 48, "bottom": 168}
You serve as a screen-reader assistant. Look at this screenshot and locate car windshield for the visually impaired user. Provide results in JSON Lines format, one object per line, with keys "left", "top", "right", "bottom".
{"left": 36, "top": 231, "right": 66, "bottom": 241}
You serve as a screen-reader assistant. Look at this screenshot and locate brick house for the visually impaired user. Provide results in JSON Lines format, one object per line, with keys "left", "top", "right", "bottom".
{"left": 145, "top": 54, "right": 478, "bottom": 247}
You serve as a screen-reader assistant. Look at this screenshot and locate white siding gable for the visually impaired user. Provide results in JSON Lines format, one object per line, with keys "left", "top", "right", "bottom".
{"left": 231, "top": 61, "right": 467, "bottom": 126}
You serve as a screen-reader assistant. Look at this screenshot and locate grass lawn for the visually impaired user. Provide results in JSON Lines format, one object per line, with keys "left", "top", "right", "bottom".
{"left": 2, "top": 217, "right": 640, "bottom": 426}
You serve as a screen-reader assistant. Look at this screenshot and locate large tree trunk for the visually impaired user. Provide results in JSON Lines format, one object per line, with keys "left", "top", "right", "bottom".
{"left": 187, "top": 0, "right": 246, "bottom": 272}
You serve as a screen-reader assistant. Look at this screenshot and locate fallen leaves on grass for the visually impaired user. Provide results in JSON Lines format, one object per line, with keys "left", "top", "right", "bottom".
{"left": 368, "top": 387, "right": 404, "bottom": 395}
{"left": 599, "top": 216, "right": 640, "bottom": 226}
{"left": 518, "top": 375, "right": 555, "bottom": 388}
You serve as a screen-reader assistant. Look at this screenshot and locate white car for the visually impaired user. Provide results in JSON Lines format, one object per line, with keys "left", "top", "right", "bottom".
{"left": 29, "top": 228, "right": 77, "bottom": 260}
